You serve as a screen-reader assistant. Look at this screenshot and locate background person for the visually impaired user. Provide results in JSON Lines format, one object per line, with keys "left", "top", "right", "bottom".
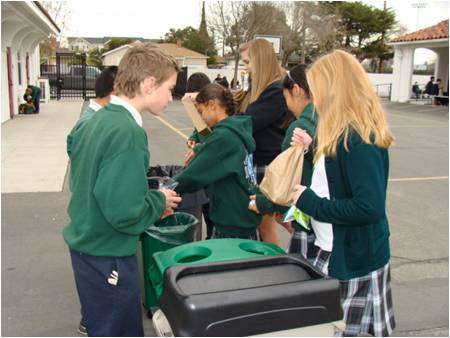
{"left": 19, "top": 93, "right": 35, "bottom": 114}
{"left": 23, "top": 85, "right": 41, "bottom": 113}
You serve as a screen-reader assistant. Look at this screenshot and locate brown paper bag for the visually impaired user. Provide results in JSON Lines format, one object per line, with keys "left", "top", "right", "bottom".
{"left": 181, "top": 96, "right": 212, "bottom": 137}
{"left": 259, "top": 145, "right": 304, "bottom": 206}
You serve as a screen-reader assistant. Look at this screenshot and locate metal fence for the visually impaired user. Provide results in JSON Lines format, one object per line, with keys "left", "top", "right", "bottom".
{"left": 374, "top": 83, "right": 392, "bottom": 100}
{"left": 40, "top": 52, "right": 106, "bottom": 100}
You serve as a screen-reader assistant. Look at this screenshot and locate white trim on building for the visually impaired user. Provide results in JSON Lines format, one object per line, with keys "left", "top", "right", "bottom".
{"left": 1, "top": 1, "right": 59, "bottom": 123}
{"left": 389, "top": 21, "right": 448, "bottom": 103}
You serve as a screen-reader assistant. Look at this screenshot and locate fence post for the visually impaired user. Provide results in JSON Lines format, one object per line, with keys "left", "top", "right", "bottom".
{"left": 56, "top": 53, "right": 61, "bottom": 100}
{"left": 82, "top": 54, "right": 87, "bottom": 101}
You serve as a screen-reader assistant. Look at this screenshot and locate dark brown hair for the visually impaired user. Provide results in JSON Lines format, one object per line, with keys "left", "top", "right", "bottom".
{"left": 195, "top": 83, "right": 237, "bottom": 116}
{"left": 281, "top": 64, "right": 310, "bottom": 128}
{"left": 186, "top": 72, "right": 211, "bottom": 92}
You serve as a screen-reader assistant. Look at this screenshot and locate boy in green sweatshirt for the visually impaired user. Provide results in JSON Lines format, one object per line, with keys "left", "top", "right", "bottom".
{"left": 63, "top": 43, "right": 181, "bottom": 337}
{"left": 174, "top": 83, "right": 261, "bottom": 239}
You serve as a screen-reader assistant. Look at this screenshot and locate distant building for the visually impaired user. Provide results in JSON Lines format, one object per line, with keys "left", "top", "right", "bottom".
{"left": 102, "top": 40, "right": 208, "bottom": 68}
{"left": 66, "top": 36, "right": 157, "bottom": 52}
{"left": 389, "top": 20, "right": 448, "bottom": 102}
{"left": 67, "top": 37, "right": 104, "bottom": 52}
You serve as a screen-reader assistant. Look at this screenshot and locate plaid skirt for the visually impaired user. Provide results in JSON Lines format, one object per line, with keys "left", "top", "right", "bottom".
{"left": 253, "top": 163, "right": 268, "bottom": 185}
{"left": 211, "top": 228, "right": 259, "bottom": 240}
{"left": 337, "top": 263, "right": 396, "bottom": 337}
{"left": 308, "top": 245, "right": 331, "bottom": 275}
{"left": 288, "top": 229, "right": 316, "bottom": 259}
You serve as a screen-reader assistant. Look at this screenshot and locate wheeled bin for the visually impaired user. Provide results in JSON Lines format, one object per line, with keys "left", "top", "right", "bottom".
{"left": 153, "top": 254, "right": 344, "bottom": 336}
{"left": 141, "top": 212, "right": 198, "bottom": 313}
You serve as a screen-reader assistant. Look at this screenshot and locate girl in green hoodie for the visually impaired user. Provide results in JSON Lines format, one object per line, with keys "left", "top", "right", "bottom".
{"left": 175, "top": 84, "right": 261, "bottom": 239}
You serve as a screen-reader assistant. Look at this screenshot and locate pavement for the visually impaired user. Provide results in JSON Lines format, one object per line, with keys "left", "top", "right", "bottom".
{"left": 1, "top": 98, "right": 448, "bottom": 336}
{"left": 1, "top": 101, "right": 82, "bottom": 193}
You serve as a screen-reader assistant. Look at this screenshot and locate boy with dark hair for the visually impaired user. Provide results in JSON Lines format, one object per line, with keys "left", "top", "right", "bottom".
{"left": 64, "top": 43, "right": 181, "bottom": 337}
{"left": 79, "top": 66, "right": 118, "bottom": 121}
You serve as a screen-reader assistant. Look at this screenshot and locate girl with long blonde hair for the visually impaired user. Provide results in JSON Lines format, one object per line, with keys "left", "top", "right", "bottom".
{"left": 291, "top": 50, "right": 395, "bottom": 337}
{"left": 237, "top": 39, "right": 289, "bottom": 245}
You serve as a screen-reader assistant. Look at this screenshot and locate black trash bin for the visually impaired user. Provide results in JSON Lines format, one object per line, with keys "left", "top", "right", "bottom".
{"left": 147, "top": 165, "right": 208, "bottom": 241}
{"left": 156, "top": 254, "right": 343, "bottom": 336}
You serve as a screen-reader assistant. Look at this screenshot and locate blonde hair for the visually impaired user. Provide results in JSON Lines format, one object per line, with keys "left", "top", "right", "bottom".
{"left": 307, "top": 50, "right": 394, "bottom": 162}
{"left": 237, "top": 39, "right": 283, "bottom": 111}
{"left": 114, "top": 43, "right": 179, "bottom": 98}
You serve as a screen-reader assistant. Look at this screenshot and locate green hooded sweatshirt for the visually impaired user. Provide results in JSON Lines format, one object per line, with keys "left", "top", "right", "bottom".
{"left": 174, "top": 115, "right": 261, "bottom": 236}
{"left": 63, "top": 103, "right": 166, "bottom": 257}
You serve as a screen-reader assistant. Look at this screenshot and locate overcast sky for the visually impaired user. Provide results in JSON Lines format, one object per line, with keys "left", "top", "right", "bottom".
{"left": 65, "top": 0, "right": 449, "bottom": 63}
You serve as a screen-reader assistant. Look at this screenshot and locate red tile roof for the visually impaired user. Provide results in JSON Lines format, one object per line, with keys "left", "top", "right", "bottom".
{"left": 391, "top": 19, "right": 448, "bottom": 43}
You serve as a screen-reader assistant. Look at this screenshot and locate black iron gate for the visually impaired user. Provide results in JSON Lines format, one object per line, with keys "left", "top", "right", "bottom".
{"left": 40, "top": 52, "right": 103, "bottom": 100}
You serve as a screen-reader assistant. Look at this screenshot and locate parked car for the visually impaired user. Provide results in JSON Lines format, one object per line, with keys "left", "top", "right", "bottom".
{"left": 42, "top": 65, "right": 101, "bottom": 90}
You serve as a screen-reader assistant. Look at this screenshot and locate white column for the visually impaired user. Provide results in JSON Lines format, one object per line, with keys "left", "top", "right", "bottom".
{"left": 390, "top": 45, "right": 414, "bottom": 102}
{"left": 434, "top": 47, "right": 449, "bottom": 92}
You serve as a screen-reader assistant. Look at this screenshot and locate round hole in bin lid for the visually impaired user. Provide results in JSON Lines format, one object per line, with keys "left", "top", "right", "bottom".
{"left": 239, "top": 242, "right": 274, "bottom": 256}
{"left": 174, "top": 247, "right": 212, "bottom": 264}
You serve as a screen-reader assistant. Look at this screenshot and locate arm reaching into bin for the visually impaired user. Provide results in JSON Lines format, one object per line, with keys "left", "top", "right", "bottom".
{"left": 159, "top": 188, "right": 182, "bottom": 217}
{"left": 93, "top": 149, "right": 179, "bottom": 236}
{"left": 174, "top": 129, "right": 237, "bottom": 193}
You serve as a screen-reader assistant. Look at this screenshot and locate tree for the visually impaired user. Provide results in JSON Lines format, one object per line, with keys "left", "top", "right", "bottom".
{"left": 40, "top": 2, "right": 71, "bottom": 64}
{"left": 104, "top": 38, "right": 133, "bottom": 52}
{"left": 198, "top": 1, "right": 217, "bottom": 63}
{"left": 41, "top": 1, "right": 71, "bottom": 38}
{"left": 322, "top": 2, "right": 396, "bottom": 64}
{"left": 87, "top": 48, "right": 104, "bottom": 67}
{"left": 279, "top": 2, "right": 341, "bottom": 66}
{"left": 208, "top": 2, "right": 251, "bottom": 87}
{"left": 208, "top": 2, "right": 290, "bottom": 87}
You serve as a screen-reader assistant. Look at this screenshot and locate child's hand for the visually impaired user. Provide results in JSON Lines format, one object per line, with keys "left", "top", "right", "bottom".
{"left": 182, "top": 92, "right": 198, "bottom": 101}
{"left": 248, "top": 195, "right": 260, "bottom": 214}
{"left": 291, "top": 184, "right": 307, "bottom": 205}
{"left": 184, "top": 149, "right": 195, "bottom": 166}
{"left": 159, "top": 188, "right": 182, "bottom": 214}
{"left": 160, "top": 209, "right": 174, "bottom": 219}
{"left": 291, "top": 128, "right": 312, "bottom": 149}
{"left": 186, "top": 139, "right": 197, "bottom": 149}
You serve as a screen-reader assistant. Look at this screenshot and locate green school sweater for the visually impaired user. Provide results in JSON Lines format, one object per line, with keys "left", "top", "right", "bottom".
{"left": 174, "top": 115, "right": 262, "bottom": 236}
{"left": 297, "top": 131, "right": 391, "bottom": 280}
{"left": 79, "top": 105, "right": 97, "bottom": 121}
{"left": 28, "top": 85, "right": 41, "bottom": 101}
{"left": 189, "top": 129, "right": 207, "bottom": 143}
{"left": 63, "top": 103, "right": 166, "bottom": 257}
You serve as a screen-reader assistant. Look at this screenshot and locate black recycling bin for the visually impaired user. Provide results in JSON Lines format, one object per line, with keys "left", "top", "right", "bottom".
{"left": 157, "top": 254, "right": 343, "bottom": 336}
{"left": 147, "top": 165, "right": 208, "bottom": 241}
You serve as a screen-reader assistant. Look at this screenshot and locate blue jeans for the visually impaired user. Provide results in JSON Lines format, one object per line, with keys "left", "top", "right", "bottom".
{"left": 69, "top": 249, "right": 144, "bottom": 337}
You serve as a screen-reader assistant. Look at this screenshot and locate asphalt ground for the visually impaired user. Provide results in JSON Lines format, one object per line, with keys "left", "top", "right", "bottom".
{"left": 1, "top": 100, "right": 448, "bottom": 336}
